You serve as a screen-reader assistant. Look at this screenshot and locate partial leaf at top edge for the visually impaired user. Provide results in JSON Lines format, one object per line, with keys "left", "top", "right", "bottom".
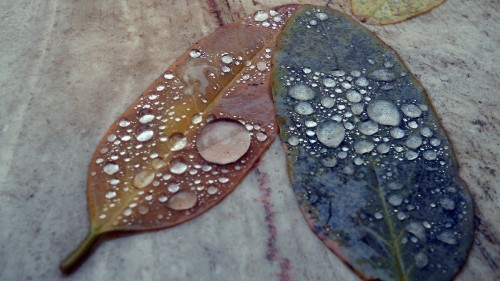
{"left": 272, "top": 5, "right": 473, "bottom": 281}
{"left": 351, "top": 0, "right": 446, "bottom": 25}
{"left": 60, "top": 5, "right": 299, "bottom": 274}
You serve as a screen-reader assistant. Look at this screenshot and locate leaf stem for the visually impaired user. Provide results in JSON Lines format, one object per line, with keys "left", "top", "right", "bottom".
{"left": 59, "top": 230, "right": 102, "bottom": 275}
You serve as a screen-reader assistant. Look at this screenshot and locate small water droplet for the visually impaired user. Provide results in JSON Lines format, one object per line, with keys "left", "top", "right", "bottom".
{"left": 358, "top": 120, "right": 379, "bottom": 135}
{"left": 168, "top": 133, "right": 187, "bottom": 151}
{"left": 167, "top": 183, "right": 180, "bottom": 193}
{"left": 316, "top": 121, "right": 345, "bottom": 148}
{"left": 119, "top": 119, "right": 131, "bottom": 127}
{"left": 167, "top": 190, "right": 198, "bottom": 210}
{"left": 369, "top": 69, "right": 395, "bottom": 81}
{"left": 315, "top": 12, "right": 328, "bottom": 21}
{"left": 288, "top": 136, "right": 299, "bottom": 146}
{"left": 346, "top": 90, "right": 362, "bottom": 103}
{"left": 221, "top": 65, "right": 231, "bottom": 73}
{"left": 196, "top": 120, "right": 251, "bottom": 165}
{"left": 322, "top": 78, "right": 336, "bottom": 88}
{"left": 105, "top": 191, "right": 116, "bottom": 199}
{"left": 221, "top": 55, "right": 233, "bottom": 64}
{"left": 321, "top": 156, "right": 337, "bottom": 167}
{"left": 321, "top": 97, "right": 336, "bottom": 108}
{"left": 420, "top": 127, "right": 433, "bottom": 137}
{"left": 423, "top": 150, "right": 437, "bottom": 160}
{"left": 354, "top": 140, "right": 374, "bottom": 154}
{"left": 189, "top": 49, "right": 201, "bottom": 58}
{"left": 169, "top": 158, "right": 188, "bottom": 174}
{"left": 107, "top": 134, "right": 116, "bottom": 142}
{"left": 332, "top": 70, "right": 345, "bottom": 77}
{"left": 405, "top": 150, "right": 419, "bottom": 160}
{"left": 406, "top": 222, "right": 426, "bottom": 242}
{"left": 289, "top": 84, "right": 315, "bottom": 100}
{"left": 254, "top": 10, "right": 269, "bottom": 22}
{"left": 218, "top": 177, "right": 229, "bottom": 183}
{"left": 295, "top": 101, "right": 315, "bottom": 115}
{"left": 164, "top": 71, "right": 175, "bottom": 80}
{"left": 401, "top": 104, "right": 422, "bottom": 118}
{"left": 351, "top": 103, "right": 364, "bottom": 115}
{"left": 256, "top": 61, "right": 267, "bottom": 72}
{"left": 138, "top": 108, "right": 155, "bottom": 123}
{"left": 103, "top": 162, "right": 120, "bottom": 175}
{"left": 367, "top": 100, "right": 401, "bottom": 126}
{"left": 123, "top": 208, "right": 132, "bottom": 216}
{"left": 138, "top": 205, "right": 149, "bottom": 215}
{"left": 388, "top": 194, "right": 403, "bottom": 206}
{"left": 355, "top": 77, "right": 369, "bottom": 87}
{"left": 207, "top": 186, "right": 218, "bottom": 195}
{"left": 405, "top": 135, "right": 422, "bottom": 149}
{"left": 133, "top": 169, "right": 155, "bottom": 189}
{"left": 374, "top": 212, "right": 383, "bottom": 219}
{"left": 415, "top": 251, "right": 429, "bottom": 269}
{"left": 390, "top": 127, "right": 405, "bottom": 139}
{"left": 151, "top": 158, "right": 166, "bottom": 169}
{"left": 436, "top": 231, "right": 457, "bottom": 245}
{"left": 256, "top": 132, "right": 268, "bottom": 141}
{"left": 135, "top": 126, "right": 154, "bottom": 142}
{"left": 430, "top": 138, "right": 441, "bottom": 147}
{"left": 440, "top": 197, "right": 455, "bottom": 210}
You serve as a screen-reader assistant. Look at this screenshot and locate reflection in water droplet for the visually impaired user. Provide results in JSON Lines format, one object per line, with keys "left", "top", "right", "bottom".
{"left": 170, "top": 158, "right": 188, "bottom": 174}
{"left": 367, "top": 100, "right": 401, "bottom": 126}
{"left": 133, "top": 169, "right": 155, "bottom": 189}
{"left": 358, "top": 121, "right": 379, "bottom": 135}
{"left": 103, "top": 162, "right": 120, "bottom": 175}
{"left": 354, "top": 140, "right": 374, "bottom": 154}
{"left": 369, "top": 69, "right": 395, "bottom": 81}
{"left": 138, "top": 108, "right": 155, "bottom": 123}
{"left": 135, "top": 126, "right": 154, "bottom": 142}
{"left": 167, "top": 190, "right": 198, "bottom": 210}
{"left": 189, "top": 49, "right": 201, "bottom": 58}
{"left": 105, "top": 191, "right": 116, "bottom": 199}
{"left": 401, "top": 104, "right": 422, "bottom": 118}
{"left": 316, "top": 121, "right": 345, "bottom": 148}
{"left": 168, "top": 133, "right": 187, "bottom": 151}
{"left": 289, "top": 84, "right": 315, "bottom": 100}
{"left": 196, "top": 120, "right": 251, "bottom": 165}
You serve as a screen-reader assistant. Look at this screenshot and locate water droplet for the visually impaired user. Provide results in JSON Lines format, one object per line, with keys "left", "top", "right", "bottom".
{"left": 189, "top": 49, "right": 201, "bottom": 58}
{"left": 415, "top": 251, "right": 429, "bottom": 269}
{"left": 321, "top": 156, "right": 337, "bottom": 167}
{"left": 105, "top": 191, "right": 116, "bottom": 199}
{"left": 288, "top": 136, "right": 299, "bottom": 146}
{"left": 355, "top": 77, "right": 369, "bottom": 87}
{"left": 315, "top": 12, "right": 328, "bottom": 21}
{"left": 420, "top": 127, "right": 433, "bottom": 137}
{"left": 256, "top": 61, "right": 267, "bottom": 72}
{"left": 254, "top": 10, "right": 269, "bottom": 22}
{"left": 374, "top": 212, "right": 383, "bottom": 219}
{"left": 164, "top": 71, "right": 175, "bottom": 80}
{"left": 405, "top": 150, "right": 419, "bottom": 160}
{"left": 221, "top": 55, "right": 233, "bottom": 64}
{"left": 207, "top": 186, "right": 218, "bottom": 195}
{"left": 341, "top": 82, "right": 352, "bottom": 89}
{"left": 401, "top": 104, "right": 423, "bottom": 118}
{"left": 377, "top": 143, "right": 390, "bottom": 154}
{"left": 388, "top": 194, "right": 403, "bottom": 206}
{"left": 322, "top": 78, "right": 336, "bottom": 88}
{"left": 158, "top": 195, "right": 168, "bottom": 202}
{"left": 109, "top": 179, "right": 120, "bottom": 185}
{"left": 256, "top": 132, "right": 268, "bottom": 141}
{"left": 221, "top": 65, "right": 231, "bottom": 73}
{"left": 406, "top": 222, "right": 426, "bottom": 242}
{"left": 218, "top": 177, "right": 229, "bottom": 183}
{"left": 135, "top": 126, "right": 154, "bottom": 142}
{"left": 332, "top": 70, "right": 345, "bottom": 77}
{"left": 367, "top": 100, "right": 401, "bottom": 126}
{"left": 440, "top": 197, "right": 455, "bottom": 210}
{"left": 167, "top": 190, "right": 198, "bottom": 210}
{"left": 295, "top": 101, "right": 315, "bottom": 115}
{"left": 351, "top": 103, "right": 364, "bottom": 115}
{"left": 436, "top": 231, "right": 457, "bottom": 245}
{"left": 423, "top": 150, "right": 437, "bottom": 160}
{"left": 321, "top": 97, "right": 336, "bottom": 108}
{"left": 196, "top": 120, "right": 251, "bottom": 165}
{"left": 390, "top": 127, "right": 405, "bottom": 139}
{"left": 123, "top": 208, "right": 132, "bottom": 216}
{"left": 289, "top": 84, "right": 315, "bottom": 100}
{"left": 316, "top": 121, "right": 345, "bottom": 148}
{"left": 369, "top": 69, "right": 395, "bottom": 81}
{"left": 169, "top": 158, "right": 188, "bottom": 174}
{"left": 151, "top": 158, "right": 166, "bottom": 169}
{"left": 388, "top": 182, "right": 403, "bottom": 190}
{"left": 167, "top": 183, "right": 180, "bottom": 193}
{"left": 354, "top": 140, "right": 374, "bottom": 154}
{"left": 168, "top": 133, "right": 187, "bottom": 151}
{"left": 138, "top": 205, "right": 149, "bottom": 215}
{"left": 346, "top": 90, "right": 362, "bottom": 103}
{"left": 107, "top": 134, "right": 117, "bottom": 142}
{"left": 103, "top": 162, "right": 120, "bottom": 175}
{"left": 405, "top": 135, "right": 422, "bottom": 149}
{"left": 138, "top": 108, "right": 155, "bottom": 123}
{"left": 303, "top": 68, "right": 311, "bottom": 74}
{"left": 133, "top": 169, "right": 155, "bottom": 189}
{"left": 430, "top": 138, "right": 441, "bottom": 147}
{"left": 119, "top": 119, "right": 131, "bottom": 127}
{"left": 358, "top": 120, "right": 379, "bottom": 135}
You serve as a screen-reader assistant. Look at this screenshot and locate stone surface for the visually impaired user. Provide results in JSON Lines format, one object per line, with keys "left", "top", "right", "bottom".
{"left": 0, "top": 1, "right": 498, "bottom": 281}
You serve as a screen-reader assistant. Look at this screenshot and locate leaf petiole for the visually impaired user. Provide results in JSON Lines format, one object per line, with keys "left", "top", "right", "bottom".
{"left": 59, "top": 230, "right": 103, "bottom": 275}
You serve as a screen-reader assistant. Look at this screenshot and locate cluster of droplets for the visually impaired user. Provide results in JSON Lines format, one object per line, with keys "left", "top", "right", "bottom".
{"left": 277, "top": 8, "right": 469, "bottom": 273}
{"left": 90, "top": 11, "right": 283, "bottom": 227}
{"left": 251, "top": 8, "right": 294, "bottom": 29}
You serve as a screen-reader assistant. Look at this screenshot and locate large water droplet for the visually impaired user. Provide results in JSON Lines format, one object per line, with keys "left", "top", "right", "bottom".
{"left": 221, "top": 55, "right": 233, "bottom": 64}
{"left": 358, "top": 120, "right": 379, "bottom": 135}
{"left": 289, "top": 84, "right": 315, "bottom": 100}
{"left": 316, "top": 121, "right": 345, "bottom": 148}
{"left": 351, "top": 103, "right": 364, "bottom": 115}
{"left": 135, "top": 126, "right": 154, "bottom": 142}
{"left": 406, "top": 222, "right": 426, "bottom": 242}
{"left": 401, "top": 104, "right": 422, "bottom": 118}
{"left": 133, "top": 169, "right": 155, "bottom": 189}
{"left": 369, "top": 69, "right": 395, "bottom": 81}
{"left": 254, "top": 10, "right": 269, "bottom": 22}
{"left": 103, "top": 162, "right": 119, "bottom": 175}
{"left": 166, "top": 190, "right": 198, "bottom": 210}
{"left": 295, "top": 101, "right": 315, "bottom": 115}
{"left": 169, "top": 158, "right": 188, "bottom": 174}
{"left": 354, "top": 140, "right": 374, "bottom": 154}
{"left": 315, "top": 12, "right": 328, "bottom": 21}
{"left": 168, "top": 133, "right": 187, "bottom": 151}
{"left": 346, "top": 90, "right": 362, "bottom": 103}
{"left": 196, "top": 120, "right": 251, "bottom": 165}
{"left": 367, "top": 100, "right": 401, "bottom": 126}
{"left": 189, "top": 49, "right": 201, "bottom": 58}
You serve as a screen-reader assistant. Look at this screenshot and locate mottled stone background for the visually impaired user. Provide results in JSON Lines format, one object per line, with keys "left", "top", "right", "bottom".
{"left": 0, "top": 1, "right": 498, "bottom": 280}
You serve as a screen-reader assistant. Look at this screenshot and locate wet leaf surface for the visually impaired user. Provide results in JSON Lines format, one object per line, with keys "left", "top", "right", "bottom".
{"left": 272, "top": 5, "right": 474, "bottom": 281}
{"left": 351, "top": 0, "right": 446, "bottom": 25}
{"left": 60, "top": 5, "right": 299, "bottom": 274}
